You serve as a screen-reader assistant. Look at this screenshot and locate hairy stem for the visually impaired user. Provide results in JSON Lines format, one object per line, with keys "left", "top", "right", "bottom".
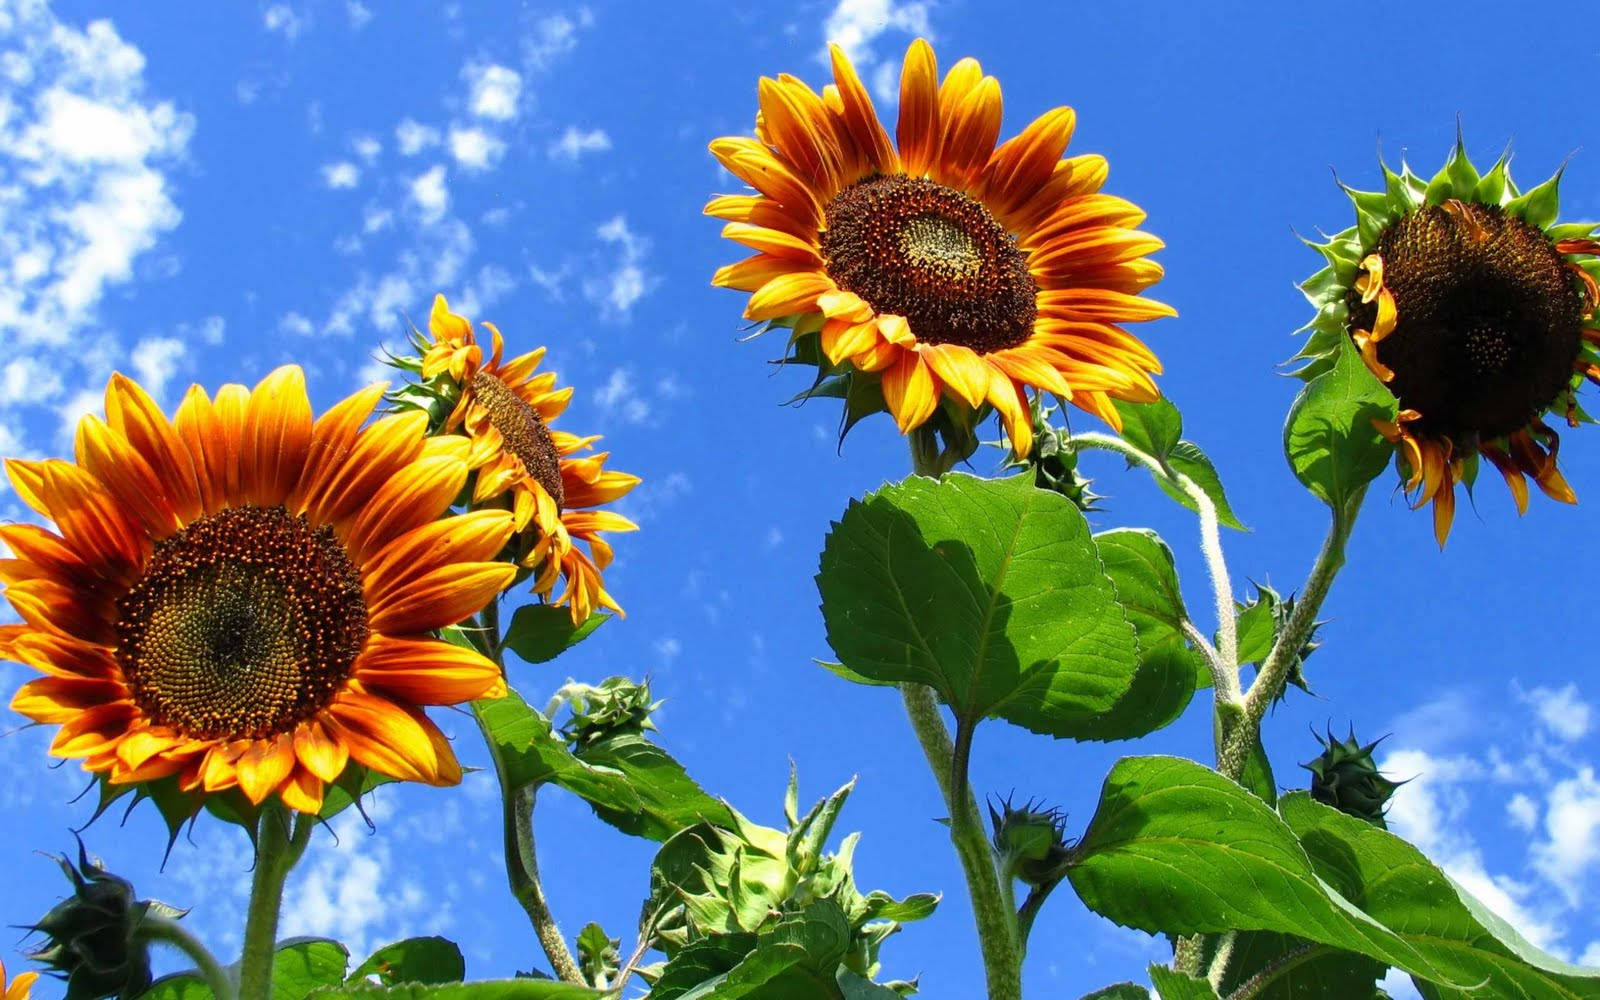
{"left": 237, "top": 807, "right": 312, "bottom": 1000}
{"left": 471, "top": 596, "right": 583, "bottom": 984}
{"left": 1225, "top": 943, "right": 1330, "bottom": 1000}
{"left": 1207, "top": 930, "right": 1238, "bottom": 991}
{"left": 1219, "top": 498, "right": 1356, "bottom": 780}
{"left": 142, "top": 916, "right": 235, "bottom": 1000}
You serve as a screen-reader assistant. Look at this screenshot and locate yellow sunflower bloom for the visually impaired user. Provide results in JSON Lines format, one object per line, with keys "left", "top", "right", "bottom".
{"left": 1297, "top": 140, "right": 1600, "bottom": 544}
{"left": 422, "top": 295, "right": 639, "bottom": 623}
{"left": 2, "top": 959, "right": 38, "bottom": 1000}
{"left": 1, "top": 366, "right": 515, "bottom": 813}
{"left": 707, "top": 38, "right": 1173, "bottom": 457}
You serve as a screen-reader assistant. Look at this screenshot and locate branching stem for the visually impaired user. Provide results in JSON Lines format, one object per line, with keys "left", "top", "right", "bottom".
{"left": 142, "top": 916, "right": 235, "bottom": 1000}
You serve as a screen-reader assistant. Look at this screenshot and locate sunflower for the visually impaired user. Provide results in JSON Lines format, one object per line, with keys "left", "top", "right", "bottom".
{"left": 1, "top": 367, "right": 515, "bottom": 813}
{"left": 1296, "top": 139, "right": 1600, "bottom": 544}
{"left": 706, "top": 38, "right": 1173, "bottom": 458}
{"left": 2, "top": 958, "right": 37, "bottom": 1000}
{"left": 418, "top": 295, "right": 639, "bottom": 624}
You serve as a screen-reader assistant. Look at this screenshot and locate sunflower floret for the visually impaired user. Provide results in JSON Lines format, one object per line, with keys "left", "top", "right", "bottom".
{"left": 1296, "top": 136, "right": 1600, "bottom": 544}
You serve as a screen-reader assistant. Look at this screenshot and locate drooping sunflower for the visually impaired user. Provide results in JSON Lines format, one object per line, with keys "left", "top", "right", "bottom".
{"left": 1297, "top": 139, "right": 1600, "bottom": 544}
{"left": 2, "top": 958, "right": 37, "bottom": 1000}
{"left": 706, "top": 38, "right": 1173, "bottom": 458}
{"left": 416, "top": 295, "right": 639, "bottom": 624}
{"left": 1, "top": 367, "right": 515, "bottom": 813}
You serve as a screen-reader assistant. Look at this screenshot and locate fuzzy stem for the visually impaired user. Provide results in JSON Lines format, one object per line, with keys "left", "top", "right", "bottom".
{"left": 897, "top": 428, "right": 1023, "bottom": 1000}
{"left": 1219, "top": 497, "right": 1356, "bottom": 780}
{"left": 470, "top": 597, "right": 583, "bottom": 984}
{"left": 1207, "top": 930, "right": 1238, "bottom": 991}
{"left": 142, "top": 916, "right": 235, "bottom": 1000}
{"left": 237, "top": 807, "right": 312, "bottom": 1000}
{"left": 1225, "top": 943, "right": 1329, "bottom": 1000}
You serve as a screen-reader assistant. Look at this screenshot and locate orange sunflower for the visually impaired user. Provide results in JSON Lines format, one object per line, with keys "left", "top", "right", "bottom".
{"left": 2, "top": 958, "right": 37, "bottom": 1000}
{"left": 1, "top": 367, "right": 514, "bottom": 813}
{"left": 422, "top": 295, "right": 639, "bottom": 623}
{"left": 707, "top": 38, "right": 1173, "bottom": 456}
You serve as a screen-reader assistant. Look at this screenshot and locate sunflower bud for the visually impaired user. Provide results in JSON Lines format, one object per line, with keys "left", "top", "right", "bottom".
{"left": 1001, "top": 402, "right": 1102, "bottom": 512}
{"left": 1301, "top": 727, "right": 1406, "bottom": 828}
{"left": 25, "top": 845, "right": 184, "bottom": 1000}
{"left": 1237, "top": 583, "right": 1321, "bottom": 706}
{"left": 556, "top": 676, "right": 661, "bottom": 748}
{"left": 989, "top": 797, "right": 1074, "bottom": 888}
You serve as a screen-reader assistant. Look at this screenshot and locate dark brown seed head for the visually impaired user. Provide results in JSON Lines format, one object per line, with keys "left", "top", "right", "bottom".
{"left": 471, "top": 371, "right": 565, "bottom": 508}
{"left": 821, "top": 174, "right": 1038, "bottom": 355}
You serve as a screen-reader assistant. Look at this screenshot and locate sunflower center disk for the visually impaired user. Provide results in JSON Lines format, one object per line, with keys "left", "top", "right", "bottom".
{"left": 821, "top": 174, "right": 1038, "bottom": 355}
{"left": 471, "top": 371, "right": 565, "bottom": 509}
{"left": 115, "top": 506, "right": 369, "bottom": 741}
{"left": 1349, "top": 203, "right": 1584, "bottom": 444}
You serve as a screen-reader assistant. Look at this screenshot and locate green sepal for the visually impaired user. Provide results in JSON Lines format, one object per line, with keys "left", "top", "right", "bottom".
{"left": 1505, "top": 166, "right": 1564, "bottom": 230}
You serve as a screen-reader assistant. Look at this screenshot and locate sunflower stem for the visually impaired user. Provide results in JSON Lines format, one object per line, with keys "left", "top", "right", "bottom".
{"left": 471, "top": 597, "right": 584, "bottom": 985}
{"left": 1221, "top": 496, "right": 1358, "bottom": 781}
{"left": 141, "top": 916, "right": 235, "bottom": 1000}
{"left": 1224, "top": 943, "right": 1330, "bottom": 1000}
{"left": 237, "top": 806, "right": 313, "bottom": 1000}
{"left": 900, "top": 429, "right": 1023, "bottom": 1000}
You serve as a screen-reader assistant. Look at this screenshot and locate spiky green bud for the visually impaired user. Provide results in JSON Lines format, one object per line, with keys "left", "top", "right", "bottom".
{"left": 1301, "top": 726, "right": 1406, "bottom": 827}
{"left": 988, "top": 796, "right": 1074, "bottom": 888}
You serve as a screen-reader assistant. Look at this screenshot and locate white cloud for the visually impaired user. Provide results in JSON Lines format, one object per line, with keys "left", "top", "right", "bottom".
{"left": 655, "top": 637, "right": 682, "bottom": 666}
{"left": 1509, "top": 793, "right": 1540, "bottom": 833}
{"left": 350, "top": 133, "right": 382, "bottom": 163}
{"left": 409, "top": 165, "right": 449, "bottom": 223}
{"left": 448, "top": 127, "right": 505, "bottom": 172}
{"left": 1584, "top": 941, "right": 1600, "bottom": 967}
{"left": 0, "top": 5, "right": 193, "bottom": 346}
{"left": 279, "top": 311, "right": 315, "bottom": 336}
{"left": 262, "top": 4, "right": 304, "bottom": 40}
{"left": 321, "top": 161, "right": 360, "bottom": 189}
{"left": 764, "top": 526, "right": 784, "bottom": 550}
{"left": 346, "top": 1, "right": 372, "bottom": 28}
{"left": 594, "top": 366, "right": 649, "bottom": 424}
{"left": 129, "top": 335, "right": 184, "bottom": 402}
{"left": 822, "top": 0, "right": 930, "bottom": 99}
{"left": 395, "top": 118, "right": 440, "bottom": 155}
{"left": 523, "top": 8, "right": 592, "bottom": 69}
{"left": 463, "top": 62, "right": 521, "bottom": 121}
{"left": 3, "top": 357, "right": 63, "bottom": 404}
{"left": 1520, "top": 683, "right": 1592, "bottom": 743}
{"left": 1532, "top": 768, "right": 1600, "bottom": 906}
{"left": 586, "top": 215, "right": 655, "bottom": 319}
{"left": 548, "top": 126, "right": 610, "bottom": 161}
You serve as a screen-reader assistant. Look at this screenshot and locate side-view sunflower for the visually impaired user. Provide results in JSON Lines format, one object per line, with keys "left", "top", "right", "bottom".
{"left": 1297, "top": 138, "right": 1600, "bottom": 544}
{"left": 1, "top": 367, "right": 515, "bottom": 813}
{"left": 707, "top": 38, "right": 1173, "bottom": 459}
{"left": 411, "top": 295, "right": 639, "bottom": 624}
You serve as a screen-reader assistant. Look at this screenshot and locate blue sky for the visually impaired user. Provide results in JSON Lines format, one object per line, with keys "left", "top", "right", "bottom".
{"left": 2, "top": 1, "right": 1599, "bottom": 997}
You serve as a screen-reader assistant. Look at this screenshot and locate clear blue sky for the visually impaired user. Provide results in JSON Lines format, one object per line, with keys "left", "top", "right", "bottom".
{"left": 3, "top": 2, "right": 1599, "bottom": 997}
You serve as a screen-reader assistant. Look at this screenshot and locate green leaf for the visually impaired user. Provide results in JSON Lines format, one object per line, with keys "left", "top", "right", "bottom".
{"left": 574, "top": 923, "right": 619, "bottom": 990}
{"left": 1208, "top": 932, "right": 1384, "bottom": 1000}
{"left": 1280, "top": 791, "right": 1600, "bottom": 997}
{"left": 1068, "top": 642, "right": 1197, "bottom": 743}
{"left": 1067, "top": 757, "right": 1473, "bottom": 990}
{"left": 138, "top": 974, "right": 215, "bottom": 1000}
{"left": 1233, "top": 599, "right": 1275, "bottom": 667}
{"left": 1240, "top": 739, "right": 1277, "bottom": 807}
{"left": 473, "top": 690, "right": 732, "bottom": 841}
{"left": 503, "top": 605, "right": 609, "bottom": 665}
{"left": 349, "top": 938, "right": 465, "bottom": 986}
{"left": 861, "top": 891, "right": 939, "bottom": 923}
{"left": 1080, "top": 984, "right": 1151, "bottom": 999}
{"left": 1110, "top": 399, "right": 1246, "bottom": 531}
{"left": 650, "top": 901, "right": 854, "bottom": 999}
{"left": 1283, "top": 334, "right": 1395, "bottom": 515}
{"left": 836, "top": 971, "right": 905, "bottom": 999}
{"left": 817, "top": 472, "right": 1142, "bottom": 739}
{"left": 274, "top": 938, "right": 352, "bottom": 1000}
{"left": 1145, "top": 967, "right": 1218, "bottom": 1000}
{"left": 307, "top": 981, "right": 601, "bottom": 1000}
{"left": 1093, "top": 529, "right": 1188, "bottom": 651}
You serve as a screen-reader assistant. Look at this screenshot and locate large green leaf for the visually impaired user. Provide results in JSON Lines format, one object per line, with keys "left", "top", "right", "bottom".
{"left": 1094, "top": 526, "right": 1207, "bottom": 704}
{"left": 503, "top": 606, "right": 609, "bottom": 665}
{"left": 1111, "top": 399, "right": 1247, "bottom": 531}
{"left": 1067, "top": 757, "right": 1471, "bottom": 989}
{"left": 650, "top": 902, "right": 855, "bottom": 999}
{"left": 142, "top": 940, "right": 350, "bottom": 1000}
{"left": 472, "top": 691, "right": 731, "bottom": 841}
{"left": 1206, "top": 931, "right": 1385, "bottom": 1000}
{"left": 349, "top": 938, "right": 465, "bottom": 986}
{"left": 307, "top": 982, "right": 600, "bottom": 1000}
{"left": 1283, "top": 334, "right": 1395, "bottom": 515}
{"left": 817, "top": 472, "right": 1142, "bottom": 738}
{"left": 1280, "top": 791, "right": 1600, "bottom": 997}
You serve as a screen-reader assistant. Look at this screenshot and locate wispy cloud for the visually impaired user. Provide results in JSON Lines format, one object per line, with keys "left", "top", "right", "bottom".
{"left": 448, "top": 127, "right": 506, "bottom": 172}
{"left": 395, "top": 118, "right": 441, "bottom": 156}
{"left": 262, "top": 4, "right": 305, "bottom": 41}
{"left": 522, "top": 8, "right": 593, "bottom": 70}
{"left": 321, "top": 161, "right": 361, "bottom": 189}
{"left": 409, "top": 165, "right": 450, "bottom": 223}
{"left": 548, "top": 126, "right": 611, "bottom": 161}
{"left": 586, "top": 215, "right": 655, "bottom": 319}
{"left": 463, "top": 62, "right": 522, "bottom": 121}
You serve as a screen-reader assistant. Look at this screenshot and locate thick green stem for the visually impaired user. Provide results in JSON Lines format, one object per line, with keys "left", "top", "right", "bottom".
{"left": 901, "top": 428, "right": 1022, "bottom": 999}
{"left": 1219, "top": 498, "right": 1356, "bottom": 781}
{"left": 237, "top": 807, "right": 312, "bottom": 1000}
{"left": 142, "top": 916, "right": 235, "bottom": 1000}
{"left": 471, "top": 597, "right": 583, "bottom": 984}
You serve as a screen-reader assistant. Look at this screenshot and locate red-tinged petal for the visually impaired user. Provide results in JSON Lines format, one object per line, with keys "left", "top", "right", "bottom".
{"left": 299, "top": 411, "right": 429, "bottom": 526}
{"left": 934, "top": 75, "right": 1001, "bottom": 190}
{"left": 1480, "top": 442, "right": 1530, "bottom": 514}
{"left": 720, "top": 222, "right": 825, "bottom": 264}
{"left": 1005, "top": 154, "right": 1110, "bottom": 234}
{"left": 745, "top": 270, "right": 834, "bottom": 321}
{"left": 363, "top": 508, "right": 514, "bottom": 596}
{"left": 325, "top": 690, "right": 453, "bottom": 784}
{"left": 1025, "top": 193, "right": 1148, "bottom": 247}
{"left": 367, "top": 562, "right": 515, "bottom": 635}
{"left": 829, "top": 43, "right": 896, "bottom": 174}
{"left": 11, "top": 677, "right": 128, "bottom": 724}
{"left": 290, "top": 382, "right": 388, "bottom": 517}
{"left": 896, "top": 39, "right": 940, "bottom": 177}
{"left": 6, "top": 577, "right": 117, "bottom": 645}
{"left": 36, "top": 461, "right": 143, "bottom": 580}
{"left": 342, "top": 456, "right": 470, "bottom": 565}
{"left": 757, "top": 76, "right": 837, "bottom": 194}
{"left": 241, "top": 366, "right": 314, "bottom": 507}
{"left": 712, "top": 254, "right": 808, "bottom": 293}
{"left": 1038, "top": 288, "right": 1177, "bottom": 323}
{"left": 293, "top": 720, "right": 350, "bottom": 783}
{"left": 709, "top": 137, "right": 825, "bottom": 229}
{"left": 75, "top": 416, "right": 180, "bottom": 539}
{"left": 104, "top": 373, "right": 202, "bottom": 522}
{"left": 354, "top": 634, "right": 506, "bottom": 705}
{"left": 982, "top": 106, "right": 1075, "bottom": 218}
{"left": 173, "top": 385, "right": 235, "bottom": 512}
{"left": 237, "top": 734, "right": 297, "bottom": 804}
{"left": 50, "top": 703, "right": 137, "bottom": 758}
{"left": 1432, "top": 469, "right": 1457, "bottom": 548}
{"left": 2, "top": 631, "right": 119, "bottom": 680}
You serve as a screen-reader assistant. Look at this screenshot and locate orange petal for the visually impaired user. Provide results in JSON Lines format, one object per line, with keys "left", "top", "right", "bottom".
{"left": 935, "top": 75, "right": 1001, "bottom": 190}
{"left": 75, "top": 416, "right": 180, "bottom": 539}
{"left": 1480, "top": 442, "right": 1529, "bottom": 515}
{"left": 299, "top": 411, "right": 429, "bottom": 527}
{"left": 367, "top": 563, "right": 516, "bottom": 635}
{"left": 829, "top": 43, "right": 896, "bottom": 174}
{"left": 744, "top": 270, "right": 834, "bottom": 321}
{"left": 236, "top": 734, "right": 297, "bottom": 804}
{"left": 104, "top": 373, "right": 202, "bottom": 523}
{"left": 354, "top": 634, "right": 506, "bottom": 705}
{"left": 881, "top": 351, "right": 940, "bottom": 433}
{"left": 341, "top": 455, "right": 470, "bottom": 566}
{"left": 241, "top": 366, "right": 314, "bottom": 507}
{"left": 982, "top": 106, "right": 1076, "bottom": 218}
{"left": 363, "top": 508, "right": 514, "bottom": 598}
{"left": 290, "top": 382, "right": 389, "bottom": 518}
{"left": 896, "top": 39, "right": 941, "bottom": 177}
{"left": 712, "top": 253, "right": 808, "bottom": 293}
{"left": 325, "top": 690, "right": 457, "bottom": 785}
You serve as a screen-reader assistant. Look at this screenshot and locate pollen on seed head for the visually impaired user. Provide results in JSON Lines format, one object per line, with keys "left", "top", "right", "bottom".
{"left": 114, "top": 505, "right": 368, "bottom": 741}
{"left": 1347, "top": 202, "right": 1585, "bottom": 445}
{"left": 821, "top": 174, "right": 1038, "bottom": 355}
{"left": 471, "top": 371, "right": 565, "bottom": 509}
